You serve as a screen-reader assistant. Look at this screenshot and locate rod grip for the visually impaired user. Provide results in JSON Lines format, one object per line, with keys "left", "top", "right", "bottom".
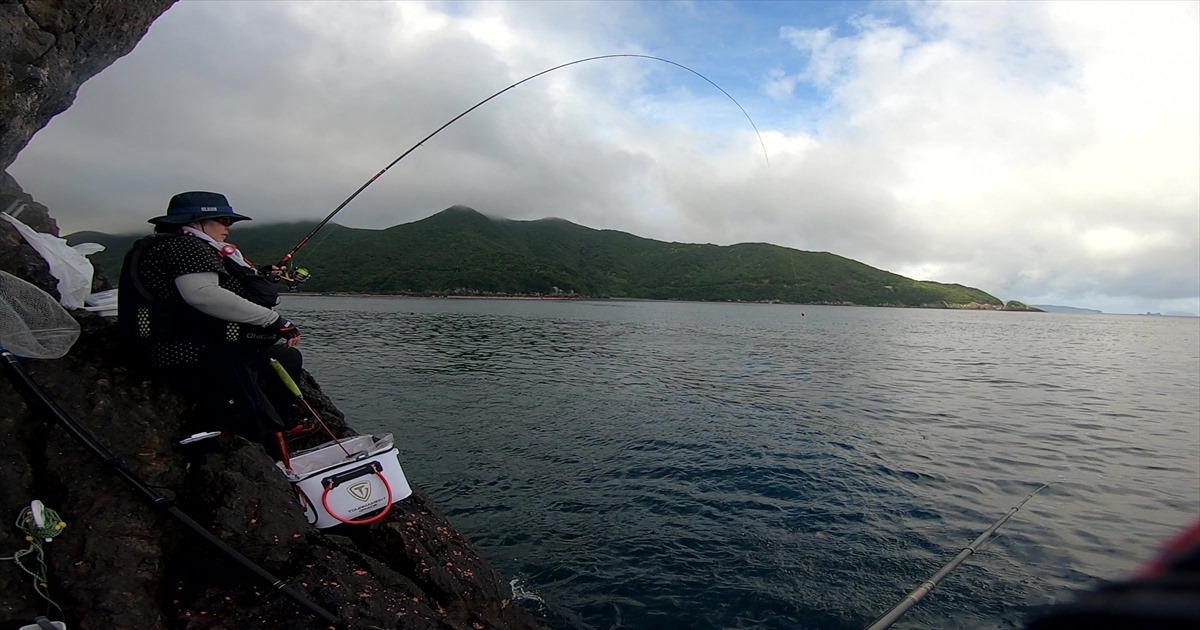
{"left": 269, "top": 358, "right": 303, "bottom": 398}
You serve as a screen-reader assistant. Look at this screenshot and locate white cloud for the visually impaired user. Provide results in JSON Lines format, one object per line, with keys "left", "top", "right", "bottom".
{"left": 6, "top": 0, "right": 1198, "bottom": 314}
{"left": 757, "top": 0, "right": 1199, "bottom": 313}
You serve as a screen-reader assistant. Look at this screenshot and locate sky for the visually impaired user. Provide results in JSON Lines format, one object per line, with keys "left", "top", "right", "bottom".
{"left": 8, "top": 0, "right": 1199, "bottom": 315}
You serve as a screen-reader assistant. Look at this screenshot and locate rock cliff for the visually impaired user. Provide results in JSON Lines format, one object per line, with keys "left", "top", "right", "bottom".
{"left": 1, "top": 2, "right": 541, "bottom": 629}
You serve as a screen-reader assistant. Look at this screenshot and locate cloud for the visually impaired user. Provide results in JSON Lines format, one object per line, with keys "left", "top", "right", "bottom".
{"left": 7, "top": 0, "right": 1198, "bottom": 314}
{"left": 756, "top": 0, "right": 1199, "bottom": 312}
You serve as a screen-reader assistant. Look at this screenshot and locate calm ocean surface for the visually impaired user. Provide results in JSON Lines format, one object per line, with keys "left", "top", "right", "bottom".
{"left": 283, "top": 296, "right": 1199, "bottom": 630}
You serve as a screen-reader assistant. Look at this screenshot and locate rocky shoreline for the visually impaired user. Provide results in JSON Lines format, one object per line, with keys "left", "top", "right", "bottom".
{"left": 1, "top": 190, "right": 547, "bottom": 630}
{"left": 1, "top": 194, "right": 549, "bottom": 630}
{"left": 2, "top": 2, "right": 542, "bottom": 628}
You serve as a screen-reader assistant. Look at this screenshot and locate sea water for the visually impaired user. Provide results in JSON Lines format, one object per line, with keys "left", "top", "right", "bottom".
{"left": 284, "top": 296, "right": 1200, "bottom": 630}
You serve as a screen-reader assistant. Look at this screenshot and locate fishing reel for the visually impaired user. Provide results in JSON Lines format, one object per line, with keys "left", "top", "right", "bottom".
{"left": 279, "top": 266, "right": 311, "bottom": 291}
{"left": 259, "top": 262, "right": 312, "bottom": 291}
{"left": 265, "top": 251, "right": 313, "bottom": 291}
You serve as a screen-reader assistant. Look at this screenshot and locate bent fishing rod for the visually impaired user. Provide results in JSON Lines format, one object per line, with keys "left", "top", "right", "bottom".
{"left": 275, "top": 53, "right": 769, "bottom": 272}
{"left": 0, "top": 351, "right": 345, "bottom": 629}
{"left": 864, "top": 483, "right": 1050, "bottom": 630}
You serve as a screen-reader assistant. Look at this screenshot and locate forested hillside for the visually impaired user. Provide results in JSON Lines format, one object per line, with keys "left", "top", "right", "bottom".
{"left": 73, "top": 205, "right": 1006, "bottom": 308}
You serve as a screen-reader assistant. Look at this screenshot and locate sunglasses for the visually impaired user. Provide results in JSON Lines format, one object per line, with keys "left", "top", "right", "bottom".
{"left": 207, "top": 217, "right": 234, "bottom": 227}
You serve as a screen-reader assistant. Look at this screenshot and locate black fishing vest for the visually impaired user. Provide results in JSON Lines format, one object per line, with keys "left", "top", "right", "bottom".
{"left": 221, "top": 254, "right": 281, "bottom": 309}
{"left": 117, "top": 233, "right": 280, "bottom": 352}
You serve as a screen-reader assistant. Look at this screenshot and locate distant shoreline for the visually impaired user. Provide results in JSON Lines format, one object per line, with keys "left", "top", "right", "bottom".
{"left": 287, "top": 292, "right": 581, "bottom": 301}
{"left": 280, "top": 293, "right": 1049, "bottom": 311}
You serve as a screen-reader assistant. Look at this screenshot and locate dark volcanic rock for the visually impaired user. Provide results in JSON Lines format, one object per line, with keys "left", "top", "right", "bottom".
{"left": 1, "top": 2, "right": 543, "bottom": 629}
{"left": 0, "top": 268, "right": 543, "bottom": 629}
{"left": 1, "top": 172, "right": 60, "bottom": 288}
{"left": 1, "top": 0, "right": 177, "bottom": 170}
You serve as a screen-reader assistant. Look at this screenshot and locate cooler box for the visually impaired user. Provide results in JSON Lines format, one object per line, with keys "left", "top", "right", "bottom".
{"left": 278, "top": 433, "right": 413, "bottom": 529}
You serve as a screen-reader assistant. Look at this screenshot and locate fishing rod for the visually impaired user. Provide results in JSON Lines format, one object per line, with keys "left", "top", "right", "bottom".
{"left": 864, "top": 483, "right": 1050, "bottom": 630}
{"left": 0, "top": 351, "right": 345, "bottom": 628}
{"left": 274, "top": 53, "right": 769, "bottom": 275}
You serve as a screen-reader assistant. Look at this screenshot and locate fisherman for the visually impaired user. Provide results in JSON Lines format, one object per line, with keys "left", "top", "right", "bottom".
{"left": 1025, "top": 519, "right": 1200, "bottom": 629}
{"left": 117, "top": 191, "right": 315, "bottom": 456}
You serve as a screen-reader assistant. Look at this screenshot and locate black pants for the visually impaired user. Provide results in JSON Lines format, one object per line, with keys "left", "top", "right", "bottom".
{"left": 161, "top": 342, "right": 303, "bottom": 458}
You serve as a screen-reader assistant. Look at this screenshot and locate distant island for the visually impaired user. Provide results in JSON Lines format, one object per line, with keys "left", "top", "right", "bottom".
{"left": 1138, "top": 312, "right": 1200, "bottom": 318}
{"left": 71, "top": 205, "right": 1041, "bottom": 310}
{"left": 1031, "top": 304, "right": 1104, "bottom": 314}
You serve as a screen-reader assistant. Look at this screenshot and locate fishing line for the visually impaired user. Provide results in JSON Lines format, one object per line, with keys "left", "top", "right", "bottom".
{"left": 277, "top": 53, "right": 770, "bottom": 270}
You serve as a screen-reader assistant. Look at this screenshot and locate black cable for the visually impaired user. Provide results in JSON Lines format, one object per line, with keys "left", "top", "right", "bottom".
{"left": 2, "top": 350, "right": 345, "bottom": 629}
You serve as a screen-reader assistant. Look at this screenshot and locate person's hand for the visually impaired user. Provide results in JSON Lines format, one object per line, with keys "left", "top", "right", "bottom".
{"left": 271, "top": 315, "right": 301, "bottom": 348}
{"left": 260, "top": 264, "right": 284, "bottom": 280}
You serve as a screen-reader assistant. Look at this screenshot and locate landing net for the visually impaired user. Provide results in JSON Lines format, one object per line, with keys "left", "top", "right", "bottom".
{"left": 0, "top": 270, "right": 80, "bottom": 359}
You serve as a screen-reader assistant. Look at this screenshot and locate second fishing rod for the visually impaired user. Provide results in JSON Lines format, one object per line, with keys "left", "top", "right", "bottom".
{"left": 863, "top": 483, "right": 1051, "bottom": 630}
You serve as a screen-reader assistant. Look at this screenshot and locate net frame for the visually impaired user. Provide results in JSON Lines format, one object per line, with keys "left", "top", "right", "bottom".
{"left": 0, "top": 271, "right": 81, "bottom": 359}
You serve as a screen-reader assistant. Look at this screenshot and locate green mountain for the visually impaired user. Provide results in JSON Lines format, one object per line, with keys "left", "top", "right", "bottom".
{"left": 69, "top": 205, "right": 1006, "bottom": 308}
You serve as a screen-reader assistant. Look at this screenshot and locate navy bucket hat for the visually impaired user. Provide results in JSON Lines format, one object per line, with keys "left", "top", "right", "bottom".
{"left": 148, "top": 191, "right": 253, "bottom": 225}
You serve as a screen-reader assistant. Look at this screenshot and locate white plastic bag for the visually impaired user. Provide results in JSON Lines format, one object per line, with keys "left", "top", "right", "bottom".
{"left": 83, "top": 288, "right": 119, "bottom": 317}
{"left": 1, "top": 213, "right": 103, "bottom": 310}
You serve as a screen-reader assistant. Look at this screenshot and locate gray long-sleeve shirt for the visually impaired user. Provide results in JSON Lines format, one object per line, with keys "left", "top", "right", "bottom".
{"left": 175, "top": 272, "right": 281, "bottom": 327}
